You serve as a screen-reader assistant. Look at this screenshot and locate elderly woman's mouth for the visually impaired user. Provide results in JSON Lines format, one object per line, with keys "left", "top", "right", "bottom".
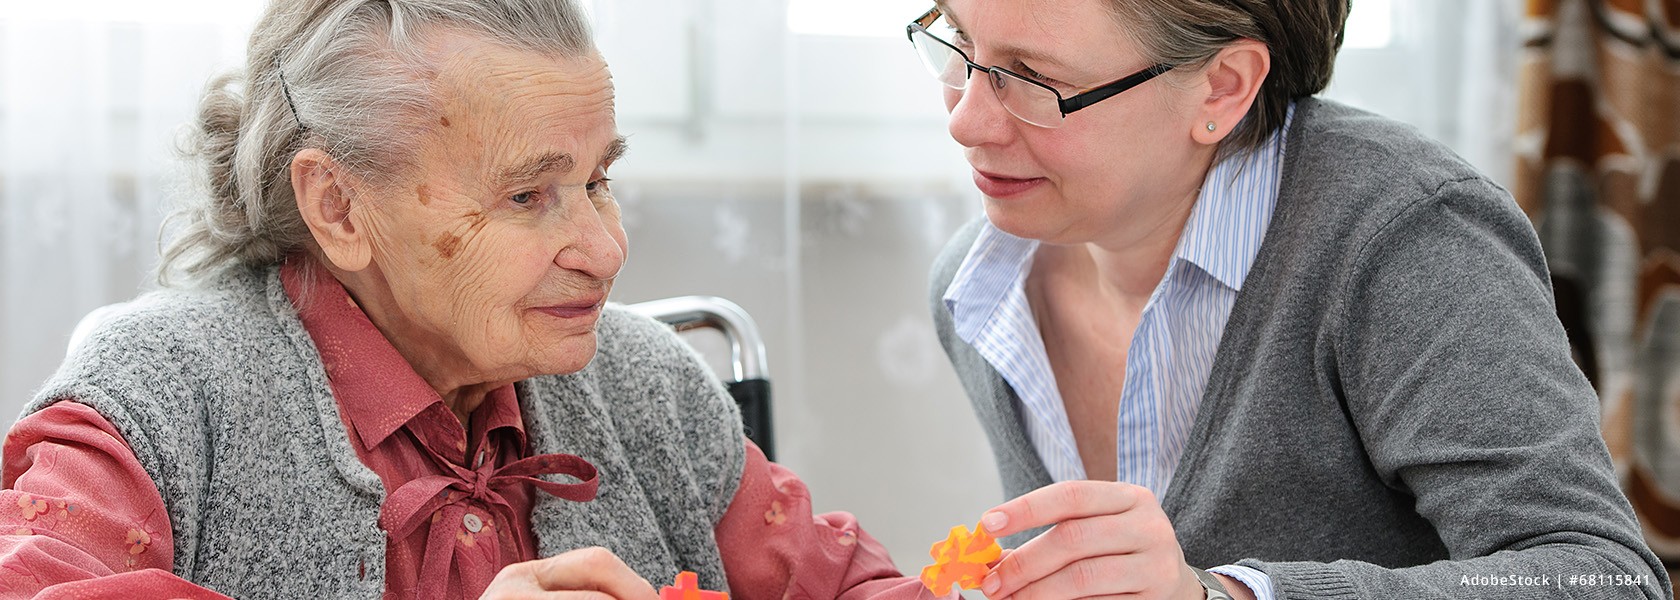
{"left": 533, "top": 293, "right": 607, "bottom": 320}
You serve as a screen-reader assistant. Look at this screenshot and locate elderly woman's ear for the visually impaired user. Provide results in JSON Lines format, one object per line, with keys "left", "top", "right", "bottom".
{"left": 1191, "top": 38, "right": 1270, "bottom": 145}
{"left": 291, "top": 149, "right": 373, "bottom": 272}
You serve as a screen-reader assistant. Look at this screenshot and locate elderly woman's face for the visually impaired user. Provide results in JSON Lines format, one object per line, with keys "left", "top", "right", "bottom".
{"left": 350, "top": 35, "right": 626, "bottom": 381}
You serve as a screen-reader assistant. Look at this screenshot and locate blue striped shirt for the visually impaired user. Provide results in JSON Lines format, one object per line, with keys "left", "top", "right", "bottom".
{"left": 942, "top": 106, "right": 1294, "bottom": 599}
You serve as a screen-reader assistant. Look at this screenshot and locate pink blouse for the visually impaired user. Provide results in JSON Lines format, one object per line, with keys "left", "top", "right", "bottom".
{"left": 0, "top": 260, "right": 937, "bottom": 600}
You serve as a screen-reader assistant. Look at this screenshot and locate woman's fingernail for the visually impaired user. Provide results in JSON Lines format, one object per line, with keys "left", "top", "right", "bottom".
{"left": 982, "top": 511, "right": 1008, "bottom": 532}
{"left": 982, "top": 573, "right": 1000, "bottom": 594}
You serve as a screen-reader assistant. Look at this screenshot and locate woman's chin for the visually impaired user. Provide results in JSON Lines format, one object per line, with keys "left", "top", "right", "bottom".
{"left": 983, "top": 199, "right": 1065, "bottom": 243}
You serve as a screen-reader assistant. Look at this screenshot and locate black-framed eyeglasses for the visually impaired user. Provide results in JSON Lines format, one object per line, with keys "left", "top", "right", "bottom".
{"left": 906, "top": 6, "right": 1173, "bottom": 128}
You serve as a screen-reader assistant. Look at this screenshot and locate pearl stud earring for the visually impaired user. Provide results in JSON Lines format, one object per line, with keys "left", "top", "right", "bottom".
{"left": 1206, "top": 122, "right": 1217, "bottom": 132}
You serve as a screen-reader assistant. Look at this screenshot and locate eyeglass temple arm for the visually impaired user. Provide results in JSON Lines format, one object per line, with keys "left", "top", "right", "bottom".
{"left": 1058, "top": 63, "right": 1173, "bottom": 115}
{"left": 907, "top": 7, "right": 942, "bottom": 42}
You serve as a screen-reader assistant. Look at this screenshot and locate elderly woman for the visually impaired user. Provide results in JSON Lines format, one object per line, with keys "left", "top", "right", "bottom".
{"left": 914, "top": 0, "right": 1671, "bottom": 599}
{"left": 0, "top": 1, "right": 935, "bottom": 599}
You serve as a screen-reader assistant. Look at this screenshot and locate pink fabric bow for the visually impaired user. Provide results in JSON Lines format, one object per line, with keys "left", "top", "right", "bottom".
{"left": 379, "top": 449, "right": 599, "bottom": 599}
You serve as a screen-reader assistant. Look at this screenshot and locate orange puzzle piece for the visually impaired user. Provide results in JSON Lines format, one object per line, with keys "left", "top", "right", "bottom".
{"left": 919, "top": 522, "right": 1002, "bottom": 595}
{"left": 660, "top": 571, "right": 729, "bottom": 600}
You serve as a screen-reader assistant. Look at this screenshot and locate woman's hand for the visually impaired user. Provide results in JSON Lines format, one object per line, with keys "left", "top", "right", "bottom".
{"left": 482, "top": 547, "right": 660, "bottom": 600}
{"left": 977, "top": 481, "right": 1221, "bottom": 600}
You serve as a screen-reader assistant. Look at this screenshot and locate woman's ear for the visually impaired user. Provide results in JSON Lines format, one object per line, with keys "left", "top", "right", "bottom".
{"left": 1192, "top": 39, "right": 1270, "bottom": 145}
{"left": 291, "top": 149, "right": 373, "bottom": 272}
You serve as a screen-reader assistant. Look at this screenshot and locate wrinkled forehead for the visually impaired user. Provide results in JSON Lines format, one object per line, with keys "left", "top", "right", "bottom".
{"left": 421, "top": 33, "right": 618, "bottom": 181}
{"left": 435, "top": 43, "right": 612, "bottom": 104}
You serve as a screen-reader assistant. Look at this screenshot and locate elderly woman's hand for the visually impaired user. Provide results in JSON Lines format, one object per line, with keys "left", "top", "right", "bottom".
{"left": 482, "top": 547, "right": 659, "bottom": 600}
{"left": 977, "top": 481, "right": 1248, "bottom": 600}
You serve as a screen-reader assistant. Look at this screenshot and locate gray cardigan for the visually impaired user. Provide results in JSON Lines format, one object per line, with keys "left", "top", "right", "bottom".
{"left": 26, "top": 266, "right": 746, "bottom": 598}
{"left": 929, "top": 98, "right": 1671, "bottom": 599}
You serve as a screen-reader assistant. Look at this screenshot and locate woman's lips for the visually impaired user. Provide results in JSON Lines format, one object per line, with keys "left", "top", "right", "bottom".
{"left": 534, "top": 294, "right": 606, "bottom": 320}
{"left": 971, "top": 169, "right": 1046, "bottom": 198}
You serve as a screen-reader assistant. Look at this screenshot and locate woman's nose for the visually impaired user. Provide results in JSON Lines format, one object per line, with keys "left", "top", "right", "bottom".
{"left": 946, "top": 71, "right": 1013, "bottom": 149}
{"left": 553, "top": 198, "right": 626, "bottom": 281}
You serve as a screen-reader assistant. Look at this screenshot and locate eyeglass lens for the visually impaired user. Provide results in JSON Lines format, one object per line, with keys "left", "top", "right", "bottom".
{"left": 909, "top": 27, "right": 1065, "bottom": 127}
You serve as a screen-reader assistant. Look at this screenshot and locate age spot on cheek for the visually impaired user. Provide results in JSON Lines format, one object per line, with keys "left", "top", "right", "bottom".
{"left": 433, "top": 232, "right": 462, "bottom": 259}
{"left": 431, "top": 212, "right": 489, "bottom": 260}
{"left": 416, "top": 184, "right": 432, "bottom": 206}
{"left": 440, "top": 116, "right": 451, "bottom": 128}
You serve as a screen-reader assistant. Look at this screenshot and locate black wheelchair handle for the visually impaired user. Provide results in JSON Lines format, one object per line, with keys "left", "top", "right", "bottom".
{"left": 727, "top": 378, "right": 774, "bottom": 462}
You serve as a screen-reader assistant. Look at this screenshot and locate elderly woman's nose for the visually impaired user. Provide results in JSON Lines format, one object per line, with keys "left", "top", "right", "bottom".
{"left": 553, "top": 206, "right": 625, "bottom": 280}
{"left": 946, "top": 76, "right": 1014, "bottom": 149}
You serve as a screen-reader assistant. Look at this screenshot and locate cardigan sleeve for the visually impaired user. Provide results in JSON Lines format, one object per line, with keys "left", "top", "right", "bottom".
{"left": 0, "top": 401, "right": 231, "bottom": 599}
{"left": 1238, "top": 177, "right": 1669, "bottom": 599}
{"left": 715, "top": 439, "right": 948, "bottom": 600}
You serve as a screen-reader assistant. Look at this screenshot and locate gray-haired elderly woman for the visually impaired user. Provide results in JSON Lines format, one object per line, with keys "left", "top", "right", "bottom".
{"left": 0, "top": 2, "right": 935, "bottom": 599}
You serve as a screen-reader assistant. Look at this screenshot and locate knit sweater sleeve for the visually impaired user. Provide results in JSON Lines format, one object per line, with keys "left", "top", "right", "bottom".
{"left": 595, "top": 307, "right": 748, "bottom": 526}
{"left": 1237, "top": 177, "right": 1669, "bottom": 599}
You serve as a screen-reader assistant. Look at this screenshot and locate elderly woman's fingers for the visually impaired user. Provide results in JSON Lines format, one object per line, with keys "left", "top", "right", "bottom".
{"left": 493, "top": 593, "right": 625, "bottom": 600}
{"left": 484, "top": 547, "right": 659, "bottom": 600}
{"left": 536, "top": 593, "right": 620, "bottom": 600}
{"left": 483, "top": 592, "right": 618, "bottom": 600}
{"left": 535, "top": 547, "right": 659, "bottom": 599}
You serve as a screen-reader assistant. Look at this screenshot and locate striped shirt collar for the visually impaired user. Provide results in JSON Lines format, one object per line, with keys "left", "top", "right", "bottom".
{"left": 1175, "top": 109, "right": 1293, "bottom": 292}
{"left": 944, "top": 226, "right": 1038, "bottom": 343}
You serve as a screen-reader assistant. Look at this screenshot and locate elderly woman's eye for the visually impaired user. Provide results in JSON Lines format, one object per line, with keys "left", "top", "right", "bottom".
{"left": 586, "top": 178, "right": 613, "bottom": 195}
{"left": 510, "top": 191, "right": 539, "bottom": 205}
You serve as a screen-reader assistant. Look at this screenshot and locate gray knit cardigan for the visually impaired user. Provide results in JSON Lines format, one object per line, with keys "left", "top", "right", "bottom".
{"left": 930, "top": 98, "right": 1671, "bottom": 599}
{"left": 26, "top": 265, "right": 746, "bottom": 598}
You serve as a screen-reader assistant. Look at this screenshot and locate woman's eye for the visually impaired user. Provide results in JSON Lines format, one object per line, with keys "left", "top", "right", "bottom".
{"left": 1018, "top": 62, "right": 1056, "bottom": 85}
{"left": 952, "top": 29, "right": 974, "bottom": 49}
{"left": 511, "top": 191, "right": 538, "bottom": 205}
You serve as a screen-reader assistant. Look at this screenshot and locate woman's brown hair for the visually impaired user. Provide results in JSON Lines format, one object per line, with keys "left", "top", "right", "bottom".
{"left": 1105, "top": 0, "right": 1351, "bottom": 156}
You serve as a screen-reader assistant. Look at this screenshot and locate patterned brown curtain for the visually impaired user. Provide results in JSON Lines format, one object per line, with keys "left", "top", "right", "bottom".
{"left": 1516, "top": 0, "right": 1680, "bottom": 577}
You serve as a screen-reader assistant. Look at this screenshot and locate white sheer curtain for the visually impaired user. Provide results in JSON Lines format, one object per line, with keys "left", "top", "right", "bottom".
{"left": 1321, "top": 0, "right": 1525, "bottom": 186}
{"left": 0, "top": 5, "right": 260, "bottom": 411}
{"left": 0, "top": 0, "right": 1523, "bottom": 566}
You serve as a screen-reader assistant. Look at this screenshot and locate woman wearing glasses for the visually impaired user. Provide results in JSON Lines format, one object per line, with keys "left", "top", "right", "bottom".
{"left": 915, "top": 1, "right": 1669, "bottom": 599}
